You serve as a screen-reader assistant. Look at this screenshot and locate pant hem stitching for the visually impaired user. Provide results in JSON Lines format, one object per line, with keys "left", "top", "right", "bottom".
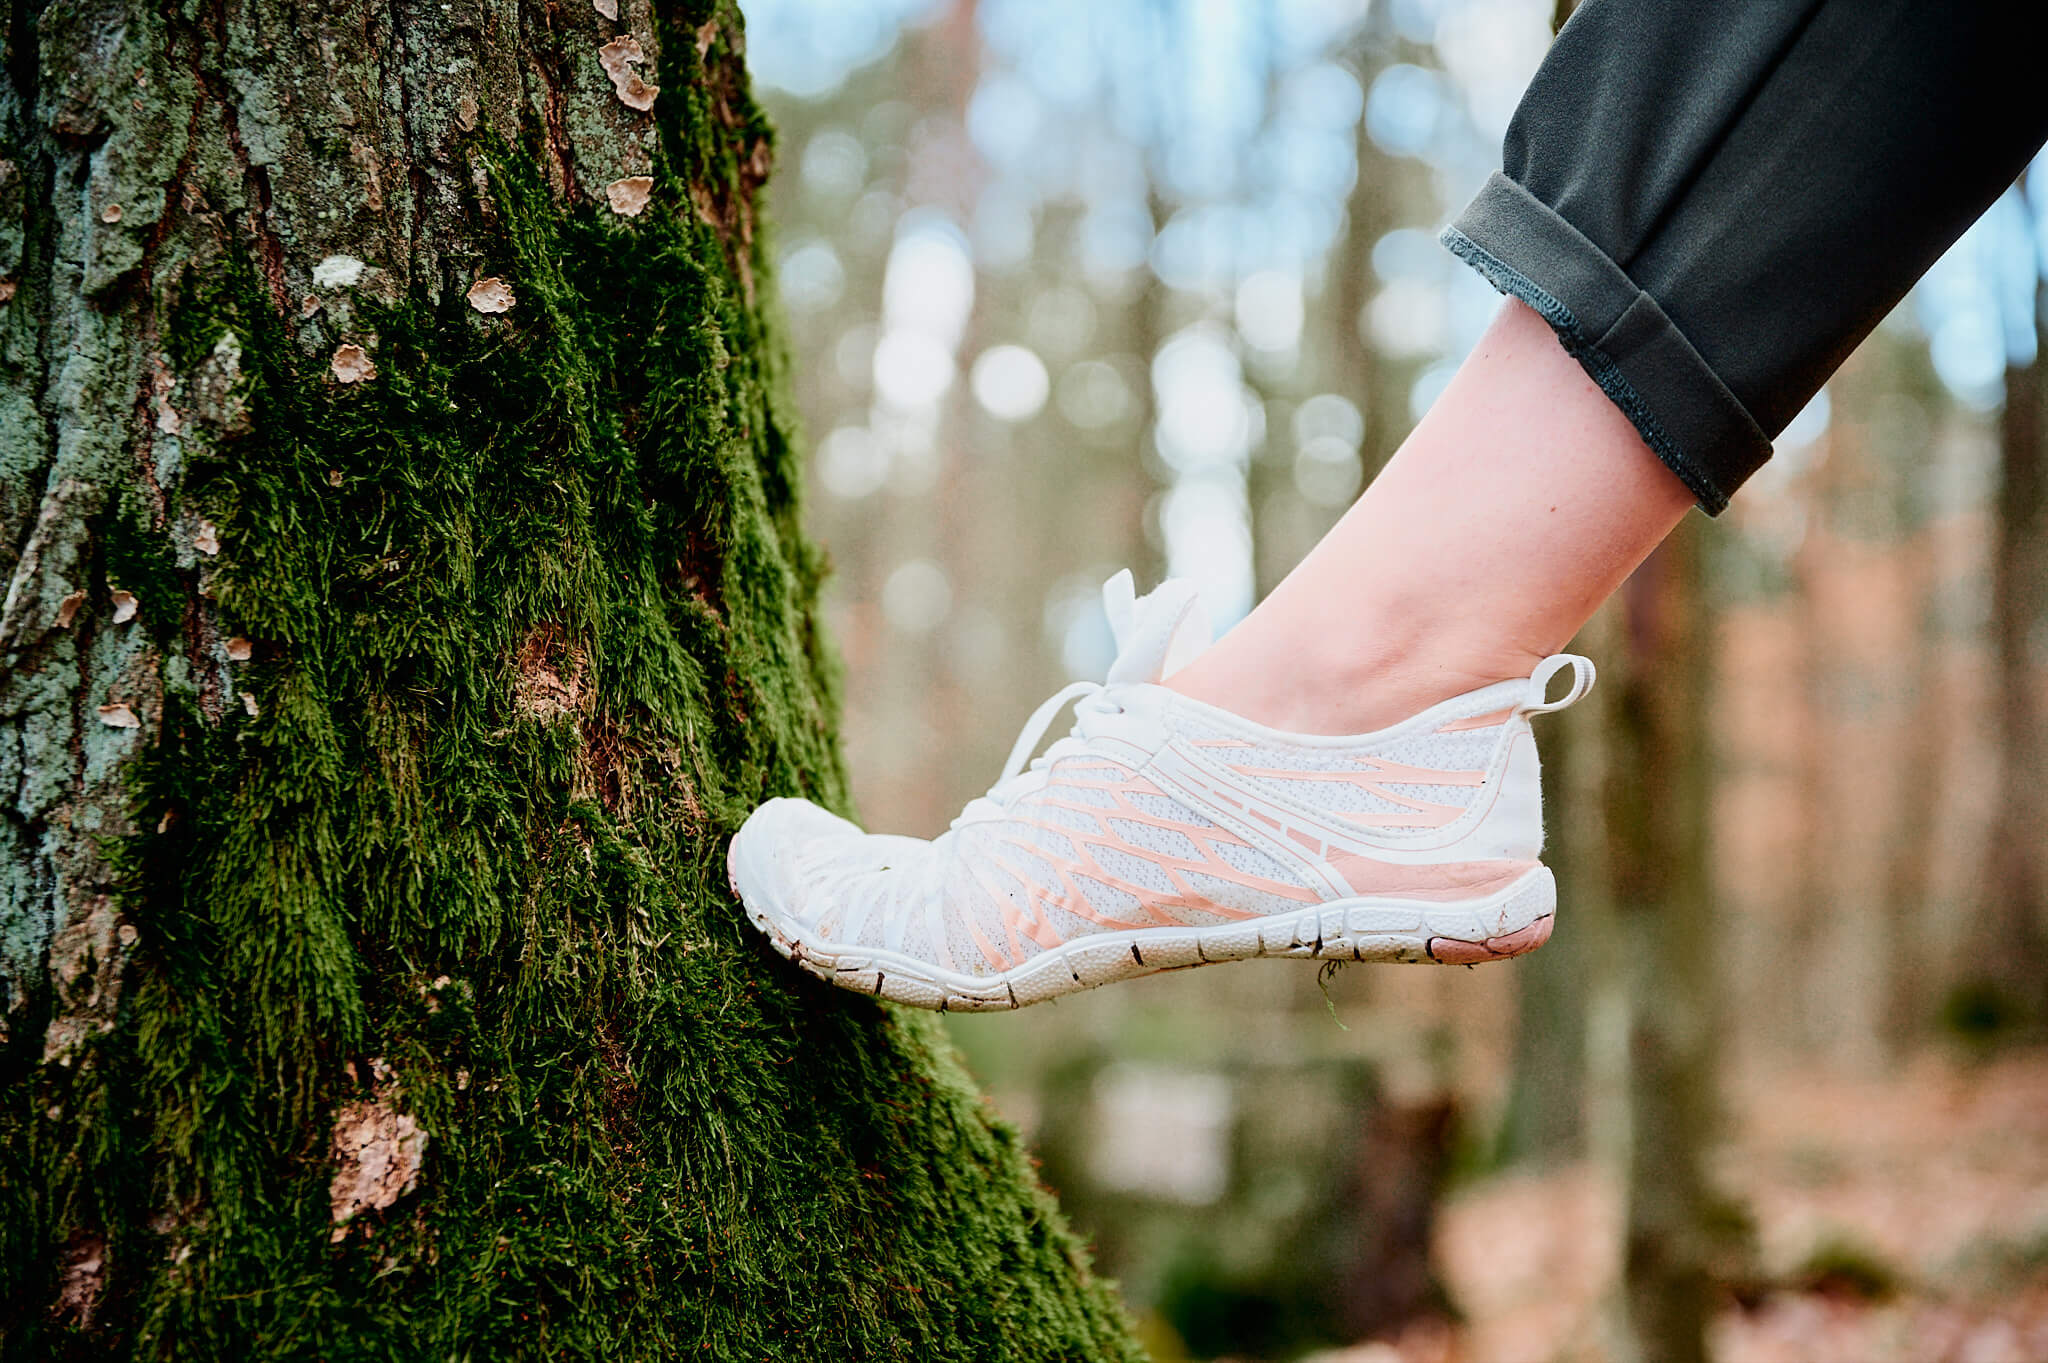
{"left": 1438, "top": 225, "right": 1731, "bottom": 515}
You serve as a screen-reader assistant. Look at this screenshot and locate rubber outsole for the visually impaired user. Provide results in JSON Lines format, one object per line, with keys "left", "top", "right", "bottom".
{"left": 730, "top": 836, "right": 1557, "bottom": 1012}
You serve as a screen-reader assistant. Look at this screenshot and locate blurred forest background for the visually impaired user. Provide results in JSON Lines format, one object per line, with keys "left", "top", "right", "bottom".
{"left": 736, "top": 0, "right": 2048, "bottom": 1359}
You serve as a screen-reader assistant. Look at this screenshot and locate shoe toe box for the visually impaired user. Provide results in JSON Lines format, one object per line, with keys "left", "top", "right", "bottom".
{"left": 728, "top": 798, "right": 931, "bottom": 934}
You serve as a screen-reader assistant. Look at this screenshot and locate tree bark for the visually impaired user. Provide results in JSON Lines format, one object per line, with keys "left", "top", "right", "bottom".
{"left": 1880, "top": 527, "right": 1946, "bottom": 1050}
{"left": 1786, "top": 431, "right": 1839, "bottom": 1053}
{"left": 1606, "top": 525, "right": 1725, "bottom": 1363}
{"left": 0, "top": 2, "right": 1141, "bottom": 1357}
{"left": 1496, "top": 664, "right": 1588, "bottom": 1166}
{"left": 1495, "top": 0, "right": 1588, "bottom": 1175}
{"left": 1979, "top": 248, "right": 2048, "bottom": 1028}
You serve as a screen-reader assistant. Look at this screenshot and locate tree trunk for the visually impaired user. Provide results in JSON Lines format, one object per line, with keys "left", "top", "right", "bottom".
{"left": 1606, "top": 525, "right": 1724, "bottom": 1363}
{"left": 1880, "top": 531, "right": 1946, "bottom": 1050}
{"left": 1495, "top": 0, "right": 1588, "bottom": 1175}
{"left": 0, "top": 3, "right": 1141, "bottom": 1357}
{"left": 1979, "top": 251, "right": 2048, "bottom": 1029}
{"left": 1786, "top": 432, "right": 1839, "bottom": 1053}
{"left": 1496, "top": 662, "right": 1589, "bottom": 1166}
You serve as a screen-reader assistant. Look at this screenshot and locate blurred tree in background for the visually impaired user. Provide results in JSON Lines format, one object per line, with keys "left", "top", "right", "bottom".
{"left": 1980, "top": 172, "right": 2048, "bottom": 1032}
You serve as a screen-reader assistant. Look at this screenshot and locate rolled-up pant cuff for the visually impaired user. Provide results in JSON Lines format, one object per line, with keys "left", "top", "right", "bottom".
{"left": 1441, "top": 172, "right": 1770, "bottom": 515}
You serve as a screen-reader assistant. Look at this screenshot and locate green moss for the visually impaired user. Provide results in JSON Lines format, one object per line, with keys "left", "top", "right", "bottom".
{"left": 99, "top": 497, "right": 186, "bottom": 649}
{"left": 0, "top": 3, "right": 1142, "bottom": 1358}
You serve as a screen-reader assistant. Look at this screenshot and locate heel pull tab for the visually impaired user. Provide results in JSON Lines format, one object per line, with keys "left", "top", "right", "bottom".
{"left": 1520, "top": 654, "right": 1596, "bottom": 716}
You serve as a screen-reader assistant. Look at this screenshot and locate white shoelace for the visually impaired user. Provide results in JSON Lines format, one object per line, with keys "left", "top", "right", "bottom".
{"left": 950, "top": 682, "right": 1130, "bottom": 830}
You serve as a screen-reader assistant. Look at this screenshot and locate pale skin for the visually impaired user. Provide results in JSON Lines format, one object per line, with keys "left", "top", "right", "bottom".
{"left": 1166, "top": 297, "right": 1697, "bottom": 735}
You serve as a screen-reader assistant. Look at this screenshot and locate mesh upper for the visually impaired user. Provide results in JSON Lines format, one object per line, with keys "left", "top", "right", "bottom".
{"left": 1159, "top": 682, "right": 1519, "bottom": 838}
{"left": 777, "top": 677, "right": 1526, "bottom": 976}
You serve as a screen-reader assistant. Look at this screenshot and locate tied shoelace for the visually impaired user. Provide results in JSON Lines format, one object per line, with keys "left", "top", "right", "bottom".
{"left": 950, "top": 682, "right": 1131, "bottom": 830}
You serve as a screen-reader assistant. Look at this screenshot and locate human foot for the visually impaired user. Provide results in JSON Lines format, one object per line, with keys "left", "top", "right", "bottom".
{"left": 727, "top": 571, "right": 1593, "bottom": 1011}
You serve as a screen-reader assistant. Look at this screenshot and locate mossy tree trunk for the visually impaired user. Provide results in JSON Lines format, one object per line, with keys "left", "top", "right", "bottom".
{"left": 0, "top": 2, "right": 1142, "bottom": 1358}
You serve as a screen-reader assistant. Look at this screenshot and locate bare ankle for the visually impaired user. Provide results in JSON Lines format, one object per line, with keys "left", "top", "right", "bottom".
{"left": 1166, "top": 630, "right": 1544, "bottom": 736}
{"left": 1151, "top": 298, "right": 1691, "bottom": 736}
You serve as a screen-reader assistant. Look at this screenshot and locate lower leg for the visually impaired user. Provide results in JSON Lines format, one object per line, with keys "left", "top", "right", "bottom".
{"left": 1166, "top": 299, "right": 1695, "bottom": 735}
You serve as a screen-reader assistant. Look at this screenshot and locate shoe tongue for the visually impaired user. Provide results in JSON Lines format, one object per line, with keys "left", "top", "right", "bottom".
{"left": 1100, "top": 570, "right": 1212, "bottom": 685}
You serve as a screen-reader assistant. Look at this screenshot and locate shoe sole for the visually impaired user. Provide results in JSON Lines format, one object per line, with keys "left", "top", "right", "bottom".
{"left": 729, "top": 835, "right": 1556, "bottom": 1012}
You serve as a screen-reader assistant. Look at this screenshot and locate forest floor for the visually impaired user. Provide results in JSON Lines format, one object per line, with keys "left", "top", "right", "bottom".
{"left": 1310, "top": 1046, "right": 2048, "bottom": 1363}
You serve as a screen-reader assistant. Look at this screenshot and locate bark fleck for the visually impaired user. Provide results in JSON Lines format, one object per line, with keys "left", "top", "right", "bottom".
{"left": 466, "top": 277, "right": 515, "bottom": 313}
{"left": 606, "top": 176, "right": 654, "bottom": 216}
{"left": 328, "top": 1095, "right": 429, "bottom": 1239}
{"left": 515, "top": 624, "right": 587, "bottom": 721}
{"left": 189, "top": 334, "right": 248, "bottom": 433}
{"left": 349, "top": 142, "right": 384, "bottom": 211}
{"left": 148, "top": 357, "right": 181, "bottom": 434}
{"left": 619, "top": 77, "right": 658, "bottom": 112}
{"left": 331, "top": 344, "right": 377, "bottom": 384}
{"left": 52, "top": 1234, "right": 106, "bottom": 1327}
{"left": 598, "top": 38, "right": 659, "bottom": 112}
{"left": 598, "top": 37, "right": 642, "bottom": 80}
{"left": 41, "top": 882, "right": 129, "bottom": 1063}
{"left": 313, "top": 255, "right": 368, "bottom": 288}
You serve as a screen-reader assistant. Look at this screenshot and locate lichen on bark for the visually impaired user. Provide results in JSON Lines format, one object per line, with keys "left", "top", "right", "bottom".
{"left": 0, "top": 1, "right": 1143, "bottom": 1357}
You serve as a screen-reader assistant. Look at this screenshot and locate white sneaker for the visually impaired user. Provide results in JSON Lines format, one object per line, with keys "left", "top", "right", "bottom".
{"left": 728, "top": 571, "right": 1594, "bottom": 1012}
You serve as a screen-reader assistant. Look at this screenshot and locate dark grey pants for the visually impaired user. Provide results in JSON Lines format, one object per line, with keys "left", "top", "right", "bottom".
{"left": 1443, "top": 0, "right": 2048, "bottom": 513}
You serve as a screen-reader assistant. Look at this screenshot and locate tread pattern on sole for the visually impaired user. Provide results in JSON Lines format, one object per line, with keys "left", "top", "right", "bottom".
{"left": 735, "top": 861, "right": 1557, "bottom": 1013}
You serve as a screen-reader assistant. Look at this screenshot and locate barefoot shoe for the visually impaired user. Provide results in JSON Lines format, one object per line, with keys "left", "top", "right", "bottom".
{"left": 727, "top": 571, "right": 1594, "bottom": 1011}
